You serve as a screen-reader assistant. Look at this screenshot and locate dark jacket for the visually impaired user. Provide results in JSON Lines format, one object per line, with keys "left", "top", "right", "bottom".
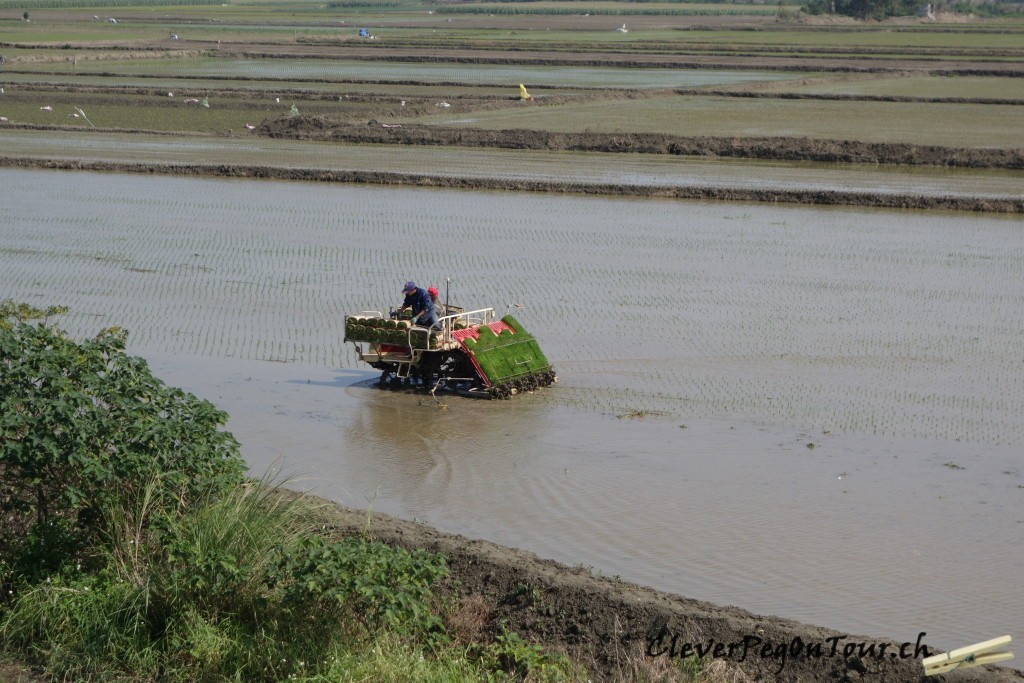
{"left": 402, "top": 287, "right": 437, "bottom": 324}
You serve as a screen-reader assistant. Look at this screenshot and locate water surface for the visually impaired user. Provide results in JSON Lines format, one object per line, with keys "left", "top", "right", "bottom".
{"left": 1, "top": 168, "right": 1021, "bottom": 654}
{"left": 18, "top": 57, "right": 813, "bottom": 89}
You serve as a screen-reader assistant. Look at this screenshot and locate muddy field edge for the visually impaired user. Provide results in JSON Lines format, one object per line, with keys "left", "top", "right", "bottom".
{"left": 310, "top": 493, "right": 1024, "bottom": 683}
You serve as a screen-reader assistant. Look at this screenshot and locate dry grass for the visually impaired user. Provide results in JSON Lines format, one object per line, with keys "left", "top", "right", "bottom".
{"left": 608, "top": 638, "right": 755, "bottom": 683}
{"left": 446, "top": 593, "right": 492, "bottom": 647}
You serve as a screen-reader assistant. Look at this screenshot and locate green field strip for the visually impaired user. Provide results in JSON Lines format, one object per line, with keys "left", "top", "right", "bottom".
{"left": 414, "top": 94, "right": 1024, "bottom": 148}
{"left": 767, "top": 74, "right": 1024, "bottom": 99}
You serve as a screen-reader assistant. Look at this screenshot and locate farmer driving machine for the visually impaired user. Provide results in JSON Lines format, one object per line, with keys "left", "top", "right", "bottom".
{"left": 344, "top": 303, "right": 557, "bottom": 399}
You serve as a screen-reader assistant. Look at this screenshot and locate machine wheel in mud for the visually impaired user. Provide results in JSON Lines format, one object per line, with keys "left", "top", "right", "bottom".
{"left": 486, "top": 370, "right": 558, "bottom": 399}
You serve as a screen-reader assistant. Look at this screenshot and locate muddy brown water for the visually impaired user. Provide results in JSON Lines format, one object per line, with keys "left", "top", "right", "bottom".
{"left": 1, "top": 168, "right": 1021, "bottom": 660}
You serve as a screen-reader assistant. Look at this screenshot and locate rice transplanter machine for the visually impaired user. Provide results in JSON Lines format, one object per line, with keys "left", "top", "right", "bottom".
{"left": 345, "top": 303, "right": 556, "bottom": 399}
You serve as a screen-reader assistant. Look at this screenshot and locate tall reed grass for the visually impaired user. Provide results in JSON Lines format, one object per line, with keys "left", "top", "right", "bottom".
{"left": 0, "top": 479, "right": 503, "bottom": 682}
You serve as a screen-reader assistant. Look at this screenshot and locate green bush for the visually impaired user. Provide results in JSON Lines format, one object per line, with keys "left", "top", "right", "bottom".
{"left": 0, "top": 301, "right": 245, "bottom": 580}
{"left": 275, "top": 535, "right": 448, "bottom": 636}
{"left": 951, "top": 0, "right": 1021, "bottom": 15}
{"left": 480, "top": 628, "right": 575, "bottom": 682}
{"left": 802, "top": 0, "right": 921, "bottom": 18}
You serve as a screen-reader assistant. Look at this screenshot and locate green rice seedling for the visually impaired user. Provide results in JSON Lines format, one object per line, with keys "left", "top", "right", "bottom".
{"left": 465, "top": 316, "right": 552, "bottom": 385}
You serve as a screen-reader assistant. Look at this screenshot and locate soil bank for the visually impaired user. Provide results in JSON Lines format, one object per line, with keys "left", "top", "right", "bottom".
{"left": 315, "top": 498, "right": 1022, "bottom": 683}
{"left": 260, "top": 118, "right": 1024, "bottom": 171}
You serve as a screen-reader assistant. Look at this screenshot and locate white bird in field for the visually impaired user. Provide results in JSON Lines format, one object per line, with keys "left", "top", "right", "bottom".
{"left": 168, "top": 92, "right": 173, "bottom": 97}
{"left": 436, "top": 101, "right": 450, "bottom": 108}
{"left": 184, "top": 98, "right": 199, "bottom": 103}
{"left": 244, "top": 123, "right": 256, "bottom": 130}
{"left": 275, "top": 97, "right": 280, "bottom": 103}
{"left": 40, "top": 106, "right": 52, "bottom": 111}
{"left": 0, "top": 117, "right": 8, "bottom": 122}
{"left": 68, "top": 113, "right": 80, "bottom": 118}
{"left": 617, "top": 23, "right": 628, "bottom": 32}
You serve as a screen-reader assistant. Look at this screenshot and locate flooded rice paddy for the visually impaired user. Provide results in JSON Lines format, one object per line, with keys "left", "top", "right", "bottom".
{"left": 23, "top": 57, "right": 814, "bottom": 89}
{"left": 3, "top": 130, "right": 1023, "bottom": 202}
{"left": 1, "top": 168, "right": 1021, "bottom": 653}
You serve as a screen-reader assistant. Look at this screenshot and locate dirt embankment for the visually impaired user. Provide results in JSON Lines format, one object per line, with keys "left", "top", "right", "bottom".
{"left": 5, "top": 76, "right": 1023, "bottom": 109}
{"left": 261, "top": 117, "right": 1024, "bottom": 171}
{"left": 0, "top": 49, "right": 202, "bottom": 65}
{"left": 675, "top": 88, "right": 1024, "bottom": 105}
{"left": 317, "top": 502, "right": 1022, "bottom": 683}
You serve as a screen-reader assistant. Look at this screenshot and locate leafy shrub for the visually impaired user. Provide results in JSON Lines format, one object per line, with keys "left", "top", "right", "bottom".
{"left": 479, "top": 628, "right": 575, "bottom": 682}
{"left": 0, "top": 301, "right": 245, "bottom": 580}
{"left": 275, "top": 535, "right": 448, "bottom": 635}
{"left": 951, "top": 0, "right": 1021, "bottom": 15}
{"left": 802, "top": 0, "right": 921, "bottom": 18}
{"left": 3, "top": 518, "right": 84, "bottom": 585}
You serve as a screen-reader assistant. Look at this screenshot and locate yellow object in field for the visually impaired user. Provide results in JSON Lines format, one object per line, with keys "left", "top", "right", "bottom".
{"left": 519, "top": 83, "right": 533, "bottom": 101}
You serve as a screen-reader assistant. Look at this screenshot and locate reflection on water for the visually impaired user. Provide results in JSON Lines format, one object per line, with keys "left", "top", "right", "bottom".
{"left": 2, "top": 169, "right": 1022, "bottom": 655}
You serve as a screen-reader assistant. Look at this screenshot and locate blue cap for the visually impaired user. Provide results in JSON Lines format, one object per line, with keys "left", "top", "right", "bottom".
{"left": 403, "top": 281, "right": 416, "bottom": 292}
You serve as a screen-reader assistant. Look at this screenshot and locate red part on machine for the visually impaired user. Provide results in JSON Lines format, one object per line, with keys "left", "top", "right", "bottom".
{"left": 450, "top": 321, "right": 514, "bottom": 343}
